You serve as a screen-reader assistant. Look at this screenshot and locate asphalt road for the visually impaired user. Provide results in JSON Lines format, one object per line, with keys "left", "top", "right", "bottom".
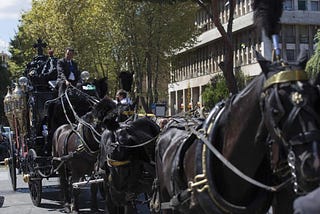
{"left": 0, "top": 165, "right": 105, "bottom": 214}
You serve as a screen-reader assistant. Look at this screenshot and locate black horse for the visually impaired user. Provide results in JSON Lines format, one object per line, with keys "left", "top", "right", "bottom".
{"left": 45, "top": 78, "right": 108, "bottom": 155}
{"left": 99, "top": 115, "right": 161, "bottom": 213}
{"left": 151, "top": 53, "right": 320, "bottom": 214}
{"left": 52, "top": 95, "right": 117, "bottom": 213}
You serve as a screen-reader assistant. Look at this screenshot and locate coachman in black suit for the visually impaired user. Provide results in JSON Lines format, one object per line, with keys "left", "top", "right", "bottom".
{"left": 56, "top": 47, "right": 80, "bottom": 95}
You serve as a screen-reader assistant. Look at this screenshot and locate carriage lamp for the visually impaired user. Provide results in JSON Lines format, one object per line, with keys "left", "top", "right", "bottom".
{"left": 4, "top": 87, "right": 13, "bottom": 113}
{"left": 12, "top": 83, "right": 27, "bottom": 135}
{"left": 3, "top": 87, "right": 14, "bottom": 129}
{"left": 81, "top": 71, "right": 90, "bottom": 82}
{"left": 12, "top": 83, "right": 26, "bottom": 111}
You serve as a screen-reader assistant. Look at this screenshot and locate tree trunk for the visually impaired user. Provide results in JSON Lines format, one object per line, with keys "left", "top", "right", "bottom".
{"left": 146, "top": 51, "right": 153, "bottom": 108}
{"left": 154, "top": 53, "right": 159, "bottom": 103}
{"left": 196, "top": 0, "right": 238, "bottom": 94}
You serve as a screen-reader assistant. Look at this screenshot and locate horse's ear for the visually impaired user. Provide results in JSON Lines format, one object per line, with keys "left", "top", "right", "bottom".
{"left": 255, "top": 50, "right": 270, "bottom": 76}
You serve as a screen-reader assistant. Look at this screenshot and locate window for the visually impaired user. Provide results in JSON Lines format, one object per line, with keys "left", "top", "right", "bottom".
{"left": 284, "top": 0, "right": 293, "bottom": 10}
{"left": 283, "top": 25, "right": 296, "bottom": 43}
{"left": 286, "top": 49, "right": 295, "bottom": 61}
{"left": 298, "top": 0, "right": 307, "bottom": 10}
{"left": 311, "top": 1, "right": 320, "bottom": 11}
{"left": 299, "top": 26, "right": 309, "bottom": 43}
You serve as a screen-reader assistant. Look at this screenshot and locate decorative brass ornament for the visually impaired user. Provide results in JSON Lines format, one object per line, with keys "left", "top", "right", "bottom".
{"left": 12, "top": 83, "right": 27, "bottom": 135}
{"left": 291, "top": 92, "right": 303, "bottom": 105}
{"left": 3, "top": 87, "right": 14, "bottom": 129}
{"left": 264, "top": 70, "right": 308, "bottom": 90}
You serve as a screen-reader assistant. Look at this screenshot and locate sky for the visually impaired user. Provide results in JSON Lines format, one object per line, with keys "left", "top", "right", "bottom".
{"left": 0, "top": 0, "right": 32, "bottom": 54}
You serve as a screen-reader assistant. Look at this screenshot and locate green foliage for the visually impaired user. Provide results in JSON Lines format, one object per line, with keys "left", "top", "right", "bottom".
{"left": 306, "top": 30, "right": 320, "bottom": 79}
{"left": 8, "top": 0, "right": 198, "bottom": 103}
{"left": 202, "top": 71, "right": 247, "bottom": 110}
{"left": 0, "top": 62, "right": 11, "bottom": 124}
{"left": 202, "top": 74, "right": 228, "bottom": 110}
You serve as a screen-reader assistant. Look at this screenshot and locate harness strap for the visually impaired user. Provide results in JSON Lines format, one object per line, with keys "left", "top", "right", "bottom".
{"left": 117, "top": 135, "right": 159, "bottom": 149}
{"left": 189, "top": 127, "right": 292, "bottom": 192}
{"left": 263, "top": 70, "right": 308, "bottom": 90}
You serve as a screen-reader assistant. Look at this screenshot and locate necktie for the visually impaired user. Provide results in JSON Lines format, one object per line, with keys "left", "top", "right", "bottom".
{"left": 68, "top": 60, "right": 75, "bottom": 80}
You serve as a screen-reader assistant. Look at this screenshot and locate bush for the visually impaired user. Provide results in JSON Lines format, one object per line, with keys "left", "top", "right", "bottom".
{"left": 202, "top": 71, "right": 247, "bottom": 110}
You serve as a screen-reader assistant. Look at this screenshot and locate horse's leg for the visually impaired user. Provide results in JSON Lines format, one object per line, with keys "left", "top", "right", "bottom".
{"left": 59, "top": 167, "right": 71, "bottom": 213}
{"left": 71, "top": 177, "right": 81, "bottom": 213}
{"left": 103, "top": 177, "right": 122, "bottom": 214}
{"left": 90, "top": 183, "right": 98, "bottom": 212}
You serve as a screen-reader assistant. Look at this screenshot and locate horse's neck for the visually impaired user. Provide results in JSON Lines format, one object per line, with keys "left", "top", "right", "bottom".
{"left": 221, "top": 75, "right": 264, "bottom": 156}
{"left": 79, "top": 123, "right": 100, "bottom": 151}
{"left": 216, "top": 75, "right": 269, "bottom": 202}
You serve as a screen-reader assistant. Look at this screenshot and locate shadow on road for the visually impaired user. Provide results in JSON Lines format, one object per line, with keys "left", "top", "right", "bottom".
{"left": 0, "top": 196, "right": 4, "bottom": 208}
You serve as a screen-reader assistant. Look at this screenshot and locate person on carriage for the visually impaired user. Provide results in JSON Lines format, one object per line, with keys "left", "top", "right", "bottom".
{"left": 114, "top": 89, "right": 134, "bottom": 122}
{"left": 40, "top": 49, "right": 58, "bottom": 82}
{"left": 115, "top": 89, "right": 132, "bottom": 105}
{"left": 56, "top": 47, "right": 81, "bottom": 95}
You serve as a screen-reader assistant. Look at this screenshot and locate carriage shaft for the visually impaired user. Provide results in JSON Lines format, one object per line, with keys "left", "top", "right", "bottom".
{"left": 72, "top": 178, "right": 104, "bottom": 188}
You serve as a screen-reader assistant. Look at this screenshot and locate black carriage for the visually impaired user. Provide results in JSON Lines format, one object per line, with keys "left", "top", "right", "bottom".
{"left": 3, "top": 40, "right": 101, "bottom": 207}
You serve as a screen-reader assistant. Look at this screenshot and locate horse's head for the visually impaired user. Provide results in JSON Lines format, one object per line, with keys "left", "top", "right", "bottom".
{"left": 257, "top": 52, "right": 320, "bottom": 193}
{"left": 101, "top": 117, "right": 160, "bottom": 201}
{"left": 91, "top": 95, "right": 117, "bottom": 129}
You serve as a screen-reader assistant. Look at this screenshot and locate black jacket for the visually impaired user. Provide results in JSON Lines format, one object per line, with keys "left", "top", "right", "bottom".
{"left": 57, "top": 58, "right": 80, "bottom": 85}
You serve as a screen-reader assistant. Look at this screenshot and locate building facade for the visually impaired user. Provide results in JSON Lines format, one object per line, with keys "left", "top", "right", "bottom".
{"left": 168, "top": 0, "right": 320, "bottom": 115}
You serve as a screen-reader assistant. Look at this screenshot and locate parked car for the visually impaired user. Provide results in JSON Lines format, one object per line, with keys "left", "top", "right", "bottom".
{"left": 0, "top": 126, "right": 10, "bottom": 162}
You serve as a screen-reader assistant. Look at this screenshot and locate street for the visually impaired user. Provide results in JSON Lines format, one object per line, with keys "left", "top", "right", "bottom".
{"left": 0, "top": 165, "right": 105, "bottom": 213}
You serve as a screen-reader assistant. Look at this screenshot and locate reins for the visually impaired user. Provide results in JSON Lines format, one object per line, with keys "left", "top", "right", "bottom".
{"left": 188, "top": 126, "right": 292, "bottom": 192}
{"left": 115, "top": 135, "right": 159, "bottom": 149}
{"left": 60, "top": 86, "right": 101, "bottom": 154}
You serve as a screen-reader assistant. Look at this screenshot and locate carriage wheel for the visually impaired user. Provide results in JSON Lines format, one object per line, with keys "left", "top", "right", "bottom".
{"left": 8, "top": 136, "right": 17, "bottom": 191}
{"left": 27, "top": 149, "right": 42, "bottom": 206}
{"left": 28, "top": 179, "right": 42, "bottom": 206}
